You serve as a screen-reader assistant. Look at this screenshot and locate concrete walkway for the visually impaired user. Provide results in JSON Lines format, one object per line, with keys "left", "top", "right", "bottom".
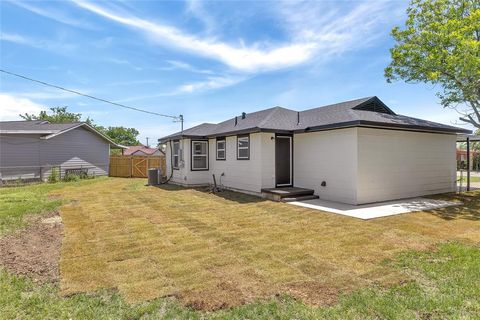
{"left": 289, "top": 197, "right": 460, "bottom": 220}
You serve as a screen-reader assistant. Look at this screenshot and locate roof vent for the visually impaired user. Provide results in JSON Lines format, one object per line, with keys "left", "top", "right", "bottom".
{"left": 234, "top": 116, "right": 238, "bottom": 126}
{"left": 352, "top": 98, "right": 395, "bottom": 115}
{"left": 241, "top": 112, "right": 246, "bottom": 119}
{"left": 38, "top": 120, "right": 50, "bottom": 125}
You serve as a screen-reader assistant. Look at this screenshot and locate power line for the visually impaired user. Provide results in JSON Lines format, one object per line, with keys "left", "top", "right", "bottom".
{"left": 0, "top": 69, "right": 179, "bottom": 120}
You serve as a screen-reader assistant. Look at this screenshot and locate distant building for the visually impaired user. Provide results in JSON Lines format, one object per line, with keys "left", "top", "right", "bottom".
{"left": 0, "top": 120, "right": 124, "bottom": 181}
{"left": 123, "top": 145, "right": 164, "bottom": 156}
{"left": 456, "top": 148, "right": 479, "bottom": 170}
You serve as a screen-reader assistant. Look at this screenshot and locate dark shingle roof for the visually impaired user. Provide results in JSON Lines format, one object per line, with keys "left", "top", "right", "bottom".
{"left": 0, "top": 120, "right": 125, "bottom": 148}
{"left": 159, "top": 96, "right": 470, "bottom": 141}
{"left": 0, "top": 120, "right": 81, "bottom": 132}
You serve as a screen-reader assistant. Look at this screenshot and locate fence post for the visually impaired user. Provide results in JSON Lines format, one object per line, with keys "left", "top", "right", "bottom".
{"left": 130, "top": 156, "right": 133, "bottom": 178}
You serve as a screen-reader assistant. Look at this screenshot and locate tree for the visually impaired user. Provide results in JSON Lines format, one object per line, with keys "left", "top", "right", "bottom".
{"left": 385, "top": 0, "right": 480, "bottom": 127}
{"left": 20, "top": 106, "right": 85, "bottom": 123}
{"left": 100, "top": 126, "right": 140, "bottom": 146}
{"left": 20, "top": 106, "right": 140, "bottom": 146}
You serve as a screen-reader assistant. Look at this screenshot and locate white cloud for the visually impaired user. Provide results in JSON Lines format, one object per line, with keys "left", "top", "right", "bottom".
{"left": 6, "top": 89, "right": 82, "bottom": 100}
{"left": 115, "top": 74, "right": 245, "bottom": 102}
{"left": 108, "top": 58, "right": 143, "bottom": 71}
{"left": 160, "top": 60, "right": 213, "bottom": 75}
{"left": 0, "top": 32, "right": 77, "bottom": 52}
{"left": 10, "top": 0, "right": 95, "bottom": 29}
{"left": 277, "top": 1, "right": 401, "bottom": 58}
{"left": 73, "top": 0, "right": 396, "bottom": 73}
{"left": 0, "top": 94, "right": 45, "bottom": 121}
{"left": 177, "top": 75, "right": 245, "bottom": 93}
{"left": 73, "top": 0, "right": 316, "bottom": 72}
{"left": 184, "top": 0, "right": 216, "bottom": 34}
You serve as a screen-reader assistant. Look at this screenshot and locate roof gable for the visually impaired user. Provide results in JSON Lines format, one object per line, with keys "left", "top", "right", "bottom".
{"left": 352, "top": 97, "right": 395, "bottom": 115}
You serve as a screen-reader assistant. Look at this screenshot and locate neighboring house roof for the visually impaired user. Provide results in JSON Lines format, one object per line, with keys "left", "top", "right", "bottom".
{"left": 123, "top": 145, "right": 164, "bottom": 156}
{"left": 159, "top": 96, "right": 471, "bottom": 142}
{"left": 0, "top": 120, "right": 125, "bottom": 148}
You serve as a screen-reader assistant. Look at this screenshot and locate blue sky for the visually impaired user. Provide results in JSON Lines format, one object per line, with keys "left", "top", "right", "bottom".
{"left": 0, "top": 0, "right": 472, "bottom": 144}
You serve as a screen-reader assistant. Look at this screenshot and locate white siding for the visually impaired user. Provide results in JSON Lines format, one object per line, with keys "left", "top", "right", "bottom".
{"left": 209, "top": 133, "right": 274, "bottom": 193}
{"left": 165, "top": 138, "right": 210, "bottom": 186}
{"left": 294, "top": 128, "right": 358, "bottom": 204}
{"left": 163, "top": 127, "right": 457, "bottom": 204}
{"left": 165, "top": 132, "right": 275, "bottom": 193}
{"left": 356, "top": 128, "right": 456, "bottom": 204}
{"left": 260, "top": 133, "right": 276, "bottom": 189}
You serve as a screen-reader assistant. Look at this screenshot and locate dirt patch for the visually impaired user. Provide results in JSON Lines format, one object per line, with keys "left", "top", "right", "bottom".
{"left": 0, "top": 211, "right": 63, "bottom": 283}
{"left": 283, "top": 281, "right": 341, "bottom": 306}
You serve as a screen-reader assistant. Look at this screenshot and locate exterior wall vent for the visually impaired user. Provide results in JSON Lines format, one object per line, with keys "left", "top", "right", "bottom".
{"left": 352, "top": 97, "right": 396, "bottom": 115}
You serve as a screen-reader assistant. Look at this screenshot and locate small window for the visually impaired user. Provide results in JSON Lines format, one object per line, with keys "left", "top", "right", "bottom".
{"left": 191, "top": 140, "right": 208, "bottom": 170}
{"left": 216, "top": 138, "right": 226, "bottom": 160}
{"left": 172, "top": 140, "right": 180, "bottom": 169}
{"left": 237, "top": 135, "right": 250, "bottom": 160}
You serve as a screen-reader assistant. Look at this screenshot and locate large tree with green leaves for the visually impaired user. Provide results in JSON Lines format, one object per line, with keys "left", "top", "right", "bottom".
{"left": 385, "top": 0, "right": 480, "bottom": 127}
{"left": 95, "top": 126, "right": 140, "bottom": 146}
{"left": 20, "top": 106, "right": 86, "bottom": 123}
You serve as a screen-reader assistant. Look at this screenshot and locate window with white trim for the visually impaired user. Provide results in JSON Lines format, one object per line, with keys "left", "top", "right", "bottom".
{"left": 191, "top": 140, "right": 208, "bottom": 170}
{"left": 237, "top": 135, "right": 250, "bottom": 160}
{"left": 216, "top": 138, "right": 226, "bottom": 160}
{"left": 172, "top": 140, "right": 180, "bottom": 169}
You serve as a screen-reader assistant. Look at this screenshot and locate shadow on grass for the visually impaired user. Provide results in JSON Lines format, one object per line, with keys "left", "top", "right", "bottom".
{"left": 426, "top": 191, "right": 480, "bottom": 221}
{"left": 151, "top": 183, "right": 266, "bottom": 204}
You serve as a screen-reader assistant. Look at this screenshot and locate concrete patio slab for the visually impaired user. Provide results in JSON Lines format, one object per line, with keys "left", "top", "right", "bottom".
{"left": 288, "top": 197, "right": 461, "bottom": 220}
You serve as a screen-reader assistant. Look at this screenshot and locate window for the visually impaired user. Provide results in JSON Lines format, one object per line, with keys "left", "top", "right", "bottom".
{"left": 191, "top": 140, "right": 208, "bottom": 170}
{"left": 216, "top": 138, "right": 226, "bottom": 160}
{"left": 237, "top": 135, "right": 250, "bottom": 160}
{"left": 172, "top": 140, "right": 180, "bottom": 169}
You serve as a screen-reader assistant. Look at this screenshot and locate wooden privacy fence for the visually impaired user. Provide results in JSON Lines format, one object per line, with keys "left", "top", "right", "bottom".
{"left": 109, "top": 156, "right": 166, "bottom": 178}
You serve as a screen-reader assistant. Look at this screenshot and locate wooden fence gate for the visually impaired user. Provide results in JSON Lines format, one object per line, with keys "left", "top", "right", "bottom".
{"left": 109, "top": 156, "right": 166, "bottom": 178}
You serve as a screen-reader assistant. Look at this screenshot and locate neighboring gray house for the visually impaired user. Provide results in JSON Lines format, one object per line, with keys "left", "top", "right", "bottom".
{"left": 159, "top": 96, "right": 470, "bottom": 205}
{"left": 0, "top": 120, "right": 123, "bottom": 181}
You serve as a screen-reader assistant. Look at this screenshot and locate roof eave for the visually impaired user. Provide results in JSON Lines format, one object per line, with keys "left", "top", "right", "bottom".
{"left": 0, "top": 130, "right": 59, "bottom": 134}
{"left": 159, "top": 127, "right": 293, "bottom": 142}
{"left": 295, "top": 120, "right": 471, "bottom": 134}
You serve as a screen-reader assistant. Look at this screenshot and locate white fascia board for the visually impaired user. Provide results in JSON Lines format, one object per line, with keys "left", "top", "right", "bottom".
{"left": 0, "top": 130, "right": 59, "bottom": 134}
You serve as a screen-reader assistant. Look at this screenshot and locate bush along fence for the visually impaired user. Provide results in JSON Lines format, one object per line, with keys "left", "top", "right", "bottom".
{"left": 109, "top": 156, "right": 166, "bottom": 178}
{"left": 0, "top": 163, "right": 108, "bottom": 186}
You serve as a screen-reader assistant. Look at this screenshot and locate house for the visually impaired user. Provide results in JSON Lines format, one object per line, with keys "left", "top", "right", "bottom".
{"left": 123, "top": 145, "right": 165, "bottom": 156}
{"left": 456, "top": 148, "right": 479, "bottom": 170}
{"left": 159, "top": 97, "right": 470, "bottom": 205}
{"left": 0, "top": 120, "right": 124, "bottom": 181}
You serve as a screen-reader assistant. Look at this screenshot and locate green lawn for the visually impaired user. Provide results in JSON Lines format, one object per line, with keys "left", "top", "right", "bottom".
{"left": 1, "top": 242, "right": 478, "bottom": 319}
{"left": 457, "top": 175, "right": 480, "bottom": 183}
{"left": 1, "top": 179, "right": 479, "bottom": 319}
{"left": 0, "top": 178, "right": 106, "bottom": 236}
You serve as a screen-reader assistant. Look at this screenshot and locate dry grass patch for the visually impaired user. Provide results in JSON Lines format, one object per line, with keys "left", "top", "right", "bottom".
{"left": 55, "top": 178, "right": 480, "bottom": 310}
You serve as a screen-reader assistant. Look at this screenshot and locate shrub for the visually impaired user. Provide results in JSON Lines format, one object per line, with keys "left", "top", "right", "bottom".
{"left": 47, "top": 167, "right": 60, "bottom": 183}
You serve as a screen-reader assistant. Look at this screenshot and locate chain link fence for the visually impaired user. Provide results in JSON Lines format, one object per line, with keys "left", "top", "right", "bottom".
{"left": 0, "top": 163, "right": 108, "bottom": 186}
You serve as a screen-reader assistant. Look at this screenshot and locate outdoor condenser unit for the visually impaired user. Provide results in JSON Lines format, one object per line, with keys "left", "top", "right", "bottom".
{"left": 148, "top": 168, "right": 162, "bottom": 186}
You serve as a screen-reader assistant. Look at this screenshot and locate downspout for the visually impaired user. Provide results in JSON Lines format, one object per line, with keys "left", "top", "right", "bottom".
{"left": 161, "top": 140, "right": 174, "bottom": 184}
